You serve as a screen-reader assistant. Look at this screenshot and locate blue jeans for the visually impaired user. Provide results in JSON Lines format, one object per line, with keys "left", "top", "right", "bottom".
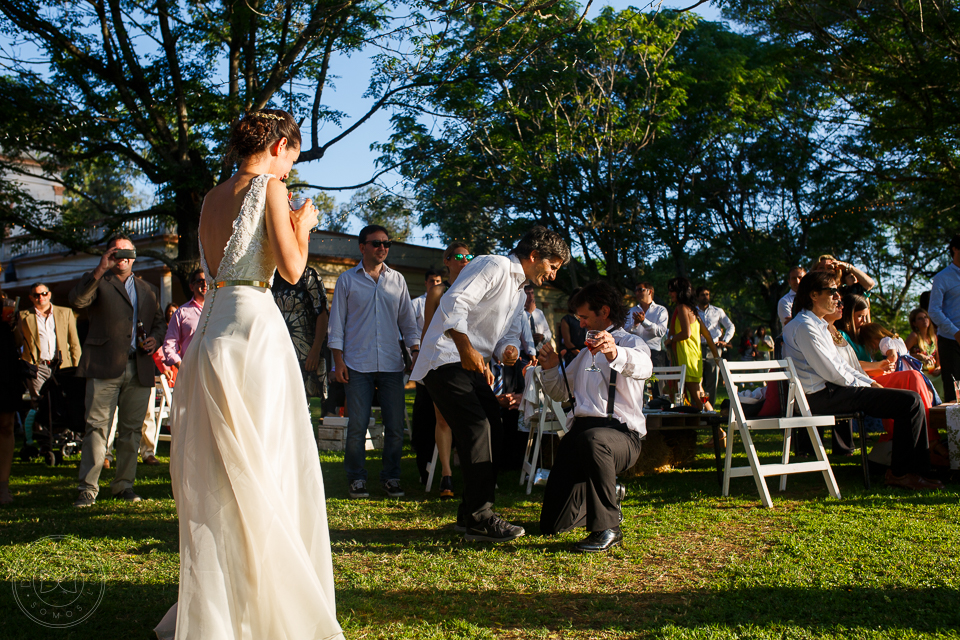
{"left": 344, "top": 368, "right": 405, "bottom": 482}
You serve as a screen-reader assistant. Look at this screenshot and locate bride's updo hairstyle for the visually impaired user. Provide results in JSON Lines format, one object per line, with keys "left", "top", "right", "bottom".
{"left": 226, "top": 109, "right": 301, "bottom": 162}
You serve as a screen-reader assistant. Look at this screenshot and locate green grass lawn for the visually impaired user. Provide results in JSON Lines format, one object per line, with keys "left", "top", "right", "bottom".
{"left": 1, "top": 400, "right": 959, "bottom": 639}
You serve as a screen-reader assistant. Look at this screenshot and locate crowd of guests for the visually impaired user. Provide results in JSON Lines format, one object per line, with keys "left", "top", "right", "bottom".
{"left": 1, "top": 221, "right": 957, "bottom": 548}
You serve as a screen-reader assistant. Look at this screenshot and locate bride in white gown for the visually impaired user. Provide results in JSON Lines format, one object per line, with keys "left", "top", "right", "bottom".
{"left": 155, "top": 110, "right": 344, "bottom": 640}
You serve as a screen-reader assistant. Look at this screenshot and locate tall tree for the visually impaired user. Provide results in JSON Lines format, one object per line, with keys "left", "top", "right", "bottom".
{"left": 0, "top": 0, "right": 592, "bottom": 289}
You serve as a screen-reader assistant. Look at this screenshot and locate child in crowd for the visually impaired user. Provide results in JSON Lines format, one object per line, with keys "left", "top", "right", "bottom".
{"left": 859, "top": 323, "right": 941, "bottom": 404}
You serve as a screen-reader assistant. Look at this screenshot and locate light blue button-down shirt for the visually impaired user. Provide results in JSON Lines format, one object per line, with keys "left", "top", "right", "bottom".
{"left": 327, "top": 262, "right": 419, "bottom": 373}
{"left": 929, "top": 262, "right": 960, "bottom": 340}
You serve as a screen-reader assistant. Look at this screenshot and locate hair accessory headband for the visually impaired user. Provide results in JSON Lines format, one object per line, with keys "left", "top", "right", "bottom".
{"left": 251, "top": 112, "right": 283, "bottom": 121}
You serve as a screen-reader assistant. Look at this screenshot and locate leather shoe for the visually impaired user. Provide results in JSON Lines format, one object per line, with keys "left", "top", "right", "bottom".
{"left": 884, "top": 469, "right": 940, "bottom": 491}
{"left": 615, "top": 483, "right": 626, "bottom": 524}
{"left": 573, "top": 528, "right": 623, "bottom": 553}
{"left": 143, "top": 455, "right": 160, "bottom": 466}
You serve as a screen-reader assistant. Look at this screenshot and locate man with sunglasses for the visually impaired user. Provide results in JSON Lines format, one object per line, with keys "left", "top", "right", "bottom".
{"left": 411, "top": 225, "right": 570, "bottom": 542}
{"left": 329, "top": 225, "right": 420, "bottom": 499}
{"left": 784, "top": 271, "right": 938, "bottom": 490}
{"left": 17, "top": 282, "right": 82, "bottom": 399}
{"left": 161, "top": 269, "right": 206, "bottom": 370}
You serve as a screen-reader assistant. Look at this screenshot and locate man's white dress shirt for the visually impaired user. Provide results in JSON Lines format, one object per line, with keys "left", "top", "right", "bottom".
{"left": 623, "top": 302, "right": 668, "bottom": 352}
{"left": 699, "top": 304, "right": 734, "bottom": 360}
{"left": 777, "top": 290, "right": 797, "bottom": 329}
{"left": 412, "top": 293, "right": 428, "bottom": 336}
{"left": 328, "top": 262, "right": 420, "bottom": 373}
{"left": 35, "top": 309, "right": 57, "bottom": 361}
{"left": 929, "top": 262, "right": 960, "bottom": 340}
{"left": 541, "top": 327, "right": 652, "bottom": 436}
{"left": 411, "top": 254, "right": 526, "bottom": 381}
{"left": 782, "top": 308, "right": 873, "bottom": 394}
{"left": 520, "top": 308, "right": 551, "bottom": 354}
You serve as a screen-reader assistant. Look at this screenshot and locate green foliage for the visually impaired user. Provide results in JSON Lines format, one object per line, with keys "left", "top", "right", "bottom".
{"left": 342, "top": 186, "right": 414, "bottom": 242}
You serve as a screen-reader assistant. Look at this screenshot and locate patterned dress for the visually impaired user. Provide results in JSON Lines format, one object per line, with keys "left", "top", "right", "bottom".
{"left": 272, "top": 267, "right": 329, "bottom": 401}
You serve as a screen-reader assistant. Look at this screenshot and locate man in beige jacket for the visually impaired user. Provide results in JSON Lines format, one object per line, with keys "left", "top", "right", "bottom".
{"left": 17, "top": 283, "right": 82, "bottom": 399}
{"left": 69, "top": 235, "right": 165, "bottom": 507}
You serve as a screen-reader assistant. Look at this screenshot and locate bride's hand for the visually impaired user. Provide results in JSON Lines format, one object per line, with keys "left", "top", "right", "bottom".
{"left": 290, "top": 199, "right": 319, "bottom": 234}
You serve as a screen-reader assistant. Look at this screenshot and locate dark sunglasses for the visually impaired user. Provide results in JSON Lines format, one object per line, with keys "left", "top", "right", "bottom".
{"left": 819, "top": 287, "right": 840, "bottom": 296}
{"left": 366, "top": 240, "right": 393, "bottom": 249}
{"left": 30, "top": 291, "right": 50, "bottom": 298}
{"left": 192, "top": 280, "right": 208, "bottom": 287}
{"left": 452, "top": 253, "right": 473, "bottom": 261}
{"left": 635, "top": 287, "right": 650, "bottom": 293}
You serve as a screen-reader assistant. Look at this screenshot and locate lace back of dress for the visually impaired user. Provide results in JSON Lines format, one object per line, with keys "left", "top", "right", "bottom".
{"left": 199, "top": 173, "right": 277, "bottom": 286}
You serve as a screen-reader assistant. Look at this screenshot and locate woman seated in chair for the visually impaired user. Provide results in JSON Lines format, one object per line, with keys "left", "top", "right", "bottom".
{"left": 783, "top": 270, "right": 941, "bottom": 491}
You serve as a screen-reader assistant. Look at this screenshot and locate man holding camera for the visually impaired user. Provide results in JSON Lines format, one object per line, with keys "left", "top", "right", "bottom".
{"left": 537, "top": 281, "right": 651, "bottom": 553}
{"left": 69, "top": 235, "right": 166, "bottom": 507}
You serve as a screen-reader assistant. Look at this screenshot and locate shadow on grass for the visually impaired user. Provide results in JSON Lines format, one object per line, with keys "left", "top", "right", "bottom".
{"left": 336, "top": 584, "right": 960, "bottom": 634}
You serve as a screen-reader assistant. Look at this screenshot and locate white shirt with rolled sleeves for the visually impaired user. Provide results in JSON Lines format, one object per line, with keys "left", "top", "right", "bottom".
{"left": 698, "top": 304, "right": 734, "bottom": 360}
{"left": 541, "top": 327, "right": 652, "bottom": 436}
{"left": 782, "top": 308, "right": 873, "bottom": 394}
{"left": 327, "top": 262, "right": 420, "bottom": 374}
{"left": 778, "top": 290, "right": 797, "bottom": 329}
{"left": 623, "top": 302, "right": 668, "bottom": 352}
{"left": 410, "top": 254, "right": 526, "bottom": 381}
{"left": 520, "top": 308, "right": 551, "bottom": 354}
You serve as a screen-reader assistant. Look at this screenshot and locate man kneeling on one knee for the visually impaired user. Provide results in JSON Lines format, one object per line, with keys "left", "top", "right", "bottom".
{"left": 537, "top": 281, "right": 652, "bottom": 553}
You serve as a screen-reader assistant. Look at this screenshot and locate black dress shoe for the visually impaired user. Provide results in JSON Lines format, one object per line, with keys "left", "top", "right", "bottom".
{"left": 573, "top": 528, "right": 623, "bottom": 553}
{"left": 615, "top": 483, "right": 626, "bottom": 524}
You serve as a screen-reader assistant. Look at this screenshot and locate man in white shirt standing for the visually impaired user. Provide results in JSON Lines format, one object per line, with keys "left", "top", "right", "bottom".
{"left": 697, "top": 286, "right": 735, "bottom": 405}
{"left": 329, "top": 225, "right": 420, "bottom": 499}
{"left": 928, "top": 234, "right": 960, "bottom": 402}
{"left": 521, "top": 283, "right": 552, "bottom": 356}
{"left": 412, "top": 226, "right": 569, "bottom": 542}
{"left": 777, "top": 266, "right": 805, "bottom": 329}
{"left": 623, "top": 282, "right": 668, "bottom": 392}
{"left": 783, "top": 270, "right": 939, "bottom": 491}
{"left": 412, "top": 269, "right": 443, "bottom": 337}
{"left": 537, "top": 281, "right": 651, "bottom": 553}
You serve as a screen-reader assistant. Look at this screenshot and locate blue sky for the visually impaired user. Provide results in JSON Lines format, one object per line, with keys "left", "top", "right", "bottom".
{"left": 295, "top": 0, "right": 722, "bottom": 247}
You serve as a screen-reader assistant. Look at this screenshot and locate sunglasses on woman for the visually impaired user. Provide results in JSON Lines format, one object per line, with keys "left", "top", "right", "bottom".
{"left": 452, "top": 253, "right": 473, "bottom": 261}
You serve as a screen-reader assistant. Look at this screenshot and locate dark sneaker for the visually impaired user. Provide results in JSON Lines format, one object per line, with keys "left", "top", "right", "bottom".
{"left": 453, "top": 516, "right": 467, "bottom": 533}
{"left": 439, "top": 475, "right": 454, "bottom": 500}
{"left": 348, "top": 479, "right": 369, "bottom": 499}
{"left": 465, "top": 514, "right": 525, "bottom": 542}
{"left": 73, "top": 491, "right": 97, "bottom": 508}
{"left": 382, "top": 479, "right": 405, "bottom": 498}
{"left": 616, "top": 482, "right": 626, "bottom": 524}
{"left": 113, "top": 488, "right": 142, "bottom": 502}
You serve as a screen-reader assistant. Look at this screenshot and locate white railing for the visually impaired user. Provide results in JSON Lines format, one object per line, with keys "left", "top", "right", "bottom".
{"left": 1, "top": 214, "right": 175, "bottom": 260}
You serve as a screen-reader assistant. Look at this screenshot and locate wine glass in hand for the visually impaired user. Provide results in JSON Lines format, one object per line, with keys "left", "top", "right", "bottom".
{"left": 584, "top": 330, "right": 602, "bottom": 372}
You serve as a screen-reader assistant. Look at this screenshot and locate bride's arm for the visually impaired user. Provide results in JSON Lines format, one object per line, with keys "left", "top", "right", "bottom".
{"left": 264, "top": 178, "right": 317, "bottom": 284}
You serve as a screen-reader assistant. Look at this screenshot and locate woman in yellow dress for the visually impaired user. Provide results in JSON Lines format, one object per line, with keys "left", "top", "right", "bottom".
{"left": 665, "top": 276, "right": 720, "bottom": 411}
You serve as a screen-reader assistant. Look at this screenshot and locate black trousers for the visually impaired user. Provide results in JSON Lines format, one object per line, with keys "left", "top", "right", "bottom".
{"left": 411, "top": 383, "right": 437, "bottom": 483}
{"left": 938, "top": 336, "right": 960, "bottom": 403}
{"left": 540, "top": 418, "right": 642, "bottom": 534}
{"left": 805, "top": 383, "right": 930, "bottom": 476}
{"left": 423, "top": 363, "right": 502, "bottom": 524}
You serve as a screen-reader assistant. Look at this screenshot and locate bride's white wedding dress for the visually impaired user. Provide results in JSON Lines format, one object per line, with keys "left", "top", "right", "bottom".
{"left": 155, "top": 173, "right": 344, "bottom": 640}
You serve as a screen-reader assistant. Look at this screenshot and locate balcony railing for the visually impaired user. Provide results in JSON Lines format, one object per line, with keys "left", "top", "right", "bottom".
{"left": 2, "top": 214, "right": 175, "bottom": 261}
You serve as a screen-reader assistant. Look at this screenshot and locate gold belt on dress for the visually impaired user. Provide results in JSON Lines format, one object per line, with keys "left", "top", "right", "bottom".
{"left": 214, "top": 280, "right": 270, "bottom": 289}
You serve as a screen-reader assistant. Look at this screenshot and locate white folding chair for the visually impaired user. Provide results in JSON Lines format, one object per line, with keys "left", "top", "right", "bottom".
{"left": 719, "top": 358, "right": 840, "bottom": 508}
{"left": 519, "top": 366, "right": 569, "bottom": 495}
{"left": 650, "top": 364, "right": 686, "bottom": 401}
{"left": 156, "top": 375, "right": 174, "bottom": 443}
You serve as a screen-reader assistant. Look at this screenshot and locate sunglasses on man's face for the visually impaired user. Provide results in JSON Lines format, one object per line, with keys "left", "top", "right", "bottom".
{"left": 366, "top": 240, "right": 393, "bottom": 249}
{"left": 192, "top": 280, "right": 208, "bottom": 288}
{"left": 819, "top": 287, "right": 841, "bottom": 296}
{"left": 30, "top": 291, "right": 50, "bottom": 298}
